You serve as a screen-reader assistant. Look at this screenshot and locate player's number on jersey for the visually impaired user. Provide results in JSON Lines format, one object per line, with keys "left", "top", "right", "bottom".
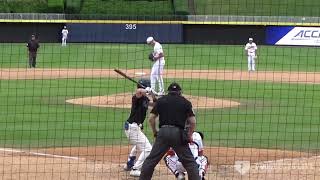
{"left": 125, "top": 24, "right": 137, "bottom": 30}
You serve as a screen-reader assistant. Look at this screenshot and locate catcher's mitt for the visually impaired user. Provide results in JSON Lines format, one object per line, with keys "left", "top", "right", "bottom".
{"left": 148, "top": 53, "right": 154, "bottom": 61}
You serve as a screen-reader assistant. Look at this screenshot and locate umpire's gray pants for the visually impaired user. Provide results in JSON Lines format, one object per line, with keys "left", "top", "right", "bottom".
{"left": 139, "top": 127, "right": 200, "bottom": 180}
{"left": 29, "top": 52, "right": 37, "bottom": 68}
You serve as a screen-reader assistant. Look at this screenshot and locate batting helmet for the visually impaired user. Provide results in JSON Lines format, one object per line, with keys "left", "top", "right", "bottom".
{"left": 137, "top": 78, "right": 151, "bottom": 89}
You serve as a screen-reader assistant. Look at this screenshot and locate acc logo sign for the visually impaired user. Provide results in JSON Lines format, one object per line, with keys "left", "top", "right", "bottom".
{"left": 276, "top": 27, "right": 320, "bottom": 46}
{"left": 294, "top": 30, "right": 320, "bottom": 38}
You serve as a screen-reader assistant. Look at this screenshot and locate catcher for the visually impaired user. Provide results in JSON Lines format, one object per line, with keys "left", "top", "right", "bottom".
{"left": 164, "top": 131, "right": 209, "bottom": 180}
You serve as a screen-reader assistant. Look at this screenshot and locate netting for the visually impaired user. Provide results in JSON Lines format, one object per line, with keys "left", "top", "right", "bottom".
{"left": 0, "top": 0, "right": 320, "bottom": 180}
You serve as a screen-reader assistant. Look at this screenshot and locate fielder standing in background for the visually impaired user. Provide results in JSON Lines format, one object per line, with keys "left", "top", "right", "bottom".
{"left": 27, "top": 35, "right": 39, "bottom": 68}
{"left": 245, "top": 38, "right": 258, "bottom": 72}
{"left": 61, "top": 26, "right": 69, "bottom": 46}
{"left": 123, "top": 79, "right": 156, "bottom": 177}
{"left": 146, "top": 37, "right": 165, "bottom": 95}
{"left": 139, "top": 82, "right": 200, "bottom": 180}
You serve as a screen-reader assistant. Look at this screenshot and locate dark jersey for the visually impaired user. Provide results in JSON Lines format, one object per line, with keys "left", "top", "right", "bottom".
{"left": 150, "top": 93, "right": 195, "bottom": 129}
{"left": 127, "top": 95, "right": 150, "bottom": 125}
{"left": 27, "top": 40, "right": 39, "bottom": 52}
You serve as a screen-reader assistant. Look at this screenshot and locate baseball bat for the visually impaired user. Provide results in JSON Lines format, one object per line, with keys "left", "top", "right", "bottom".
{"left": 114, "top": 69, "right": 146, "bottom": 88}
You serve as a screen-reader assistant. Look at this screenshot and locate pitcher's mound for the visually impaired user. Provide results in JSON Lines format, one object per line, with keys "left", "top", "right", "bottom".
{"left": 66, "top": 93, "right": 240, "bottom": 109}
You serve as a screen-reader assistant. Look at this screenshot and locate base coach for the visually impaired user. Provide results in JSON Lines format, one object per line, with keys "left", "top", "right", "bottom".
{"left": 139, "top": 82, "right": 200, "bottom": 180}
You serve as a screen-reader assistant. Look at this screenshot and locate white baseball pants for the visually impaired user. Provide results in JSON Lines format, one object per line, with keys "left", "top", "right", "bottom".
{"left": 150, "top": 59, "right": 165, "bottom": 95}
{"left": 125, "top": 122, "right": 152, "bottom": 170}
{"left": 62, "top": 36, "right": 67, "bottom": 46}
{"left": 164, "top": 154, "right": 208, "bottom": 176}
{"left": 248, "top": 54, "right": 256, "bottom": 71}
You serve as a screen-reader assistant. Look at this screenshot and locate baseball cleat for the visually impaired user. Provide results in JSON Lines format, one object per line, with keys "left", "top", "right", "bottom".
{"left": 123, "top": 164, "right": 133, "bottom": 171}
{"left": 176, "top": 172, "right": 185, "bottom": 180}
{"left": 123, "top": 156, "right": 136, "bottom": 171}
{"left": 129, "top": 169, "right": 141, "bottom": 177}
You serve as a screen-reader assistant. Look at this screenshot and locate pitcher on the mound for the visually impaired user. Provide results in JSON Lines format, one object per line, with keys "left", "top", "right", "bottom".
{"left": 245, "top": 38, "right": 258, "bottom": 72}
{"left": 146, "top": 37, "right": 165, "bottom": 95}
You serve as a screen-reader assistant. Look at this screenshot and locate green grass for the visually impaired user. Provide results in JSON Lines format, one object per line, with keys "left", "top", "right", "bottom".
{"left": 0, "top": 1, "right": 10, "bottom": 13}
{"left": 191, "top": 80, "right": 320, "bottom": 151}
{"left": 0, "top": 0, "right": 174, "bottom": 15}
{"left": 1, "top": 43, "right": 320, "bottom": 151}
{"left": 173, "top": 0, "right": 189, "bottom": 15}
{"left": 0, "top": 78, "right": 320, "bottom": 151}
{"left": 80, "top": 0, "right": 173, "bottom": 16}
{"left": 0, "top": 0, "right": 319, "bottom": 16}
{"left": 0, "top": 78, "right": 132, "bottom": 147}
{"left": 47, "top": 0, "right": 65, "bottom": 13}
{"left": 5, "top": 0, "right": 47, "bottom": 13}
{"left": 195, "top": 0, "right": 320, "bottom": 16}
{"left": 1, "top": 43, "right": 320, "bottom": 72}
{"left": 65, "top": 0, "right": 83, "bottom": 14}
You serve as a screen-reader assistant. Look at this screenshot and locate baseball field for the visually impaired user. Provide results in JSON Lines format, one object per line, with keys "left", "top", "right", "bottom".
{"left": 1, "top": 43, "right": 320, "bottom": 179}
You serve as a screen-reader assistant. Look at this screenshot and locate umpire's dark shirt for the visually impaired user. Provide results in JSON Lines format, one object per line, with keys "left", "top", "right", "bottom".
{"left": 150, "top": 93, "right": 195, "bottom": 129}
{"left": 127, "top": 95, "right": 149, "bottom": 125}
{"left": 27, "top": 40, "right": 39, "bottom": 52}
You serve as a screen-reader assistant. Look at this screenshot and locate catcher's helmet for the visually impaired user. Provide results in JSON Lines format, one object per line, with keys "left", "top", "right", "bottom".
{"left": 137, "top": 78, "right": 151, "bottom": 88}
{"left": 168, "top": 82, "right": 182, "bottom": 94}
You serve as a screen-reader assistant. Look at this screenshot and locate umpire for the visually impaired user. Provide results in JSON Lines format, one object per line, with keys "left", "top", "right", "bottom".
{"left": 27, "top": 35, "right": 40, "bottom": 68}
{"left": 139, "top": 82, "right": 200, "bottom": 180}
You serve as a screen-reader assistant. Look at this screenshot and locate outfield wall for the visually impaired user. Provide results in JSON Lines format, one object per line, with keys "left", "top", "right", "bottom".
{"left": 66, "top": 23, "right": 183, "bottom": 43}
{"left": 0, "top": 23, "right": 64, "bottom": 42}
{"left": 0, "top": 22, "right": 267, "bottom": 44}
{"left": 184, "top": 25, "right": 265, "bottom": 45}
{"left": 1, "top": 22, "right": 305, "bottom": 45}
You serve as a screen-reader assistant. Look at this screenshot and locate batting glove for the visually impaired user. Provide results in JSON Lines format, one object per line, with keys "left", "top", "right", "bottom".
{"left": 139, "top": 123, "right": 144, "bottom": 130}
{"left": 146, "top": 87, "right": 159, "bottom": 97}
{"left": 145, "top": 87, "right": 152, "bottom": 93}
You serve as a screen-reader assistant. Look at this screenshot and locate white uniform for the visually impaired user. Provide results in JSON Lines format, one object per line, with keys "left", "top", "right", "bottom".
{"left": 245, "top": 42, "right": 257, "bottom": 71}
{"left": 123, "top": 94, "right": 152, "bottom": 177}
{"left": 124, "top": 122, "right": 152, "bottom": 170}
{"left": 164, "top": 132, "right": 209, "bottom": 179}
{"left": 150, "top": 42, "right": 165, "bottom": 95}
{"left": 61, "top": 29, "right": 69, "bottom": 46}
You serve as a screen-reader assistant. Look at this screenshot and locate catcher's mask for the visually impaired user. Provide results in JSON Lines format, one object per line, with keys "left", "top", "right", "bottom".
{"left": 167, "top": 82, "right": 182, "bottom": 95}
{"left": 137, "top": 78, "right": 151, "bottom": 89}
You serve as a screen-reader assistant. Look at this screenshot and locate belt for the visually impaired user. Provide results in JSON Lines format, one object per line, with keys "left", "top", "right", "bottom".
{"left": 161, "top": 125, "right": 178, "bottom": 128}
{"left": 125, "top": 122, "right": 143, "bottom": 130}
{"left": 126, "top": 122, "right": 141, "bottom": 126}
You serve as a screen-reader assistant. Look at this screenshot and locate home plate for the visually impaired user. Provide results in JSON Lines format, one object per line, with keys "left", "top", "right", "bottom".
{"left": 135, "top": 72, "right": 146, "bottom": 75}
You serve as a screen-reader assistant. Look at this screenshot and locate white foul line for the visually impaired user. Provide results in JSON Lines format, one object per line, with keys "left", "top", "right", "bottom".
{"left": 0, "top": 148, "right": 80, "bottom": 160}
